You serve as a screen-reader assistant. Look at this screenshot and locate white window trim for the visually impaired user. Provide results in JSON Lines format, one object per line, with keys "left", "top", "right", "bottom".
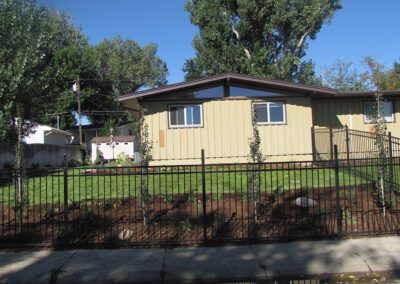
{"left": 168, "top": 104, "right": 203, "bottom": 128}
{"left": 363, "top": 101, "right": 394, "bottom": 124}
{"left": 253, "top": 101, "right": 286, "bottom": 125}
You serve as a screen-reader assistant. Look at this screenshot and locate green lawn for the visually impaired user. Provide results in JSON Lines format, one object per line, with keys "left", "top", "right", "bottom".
{"left": 1, "top": 163, "right": 393, "bottom": 206}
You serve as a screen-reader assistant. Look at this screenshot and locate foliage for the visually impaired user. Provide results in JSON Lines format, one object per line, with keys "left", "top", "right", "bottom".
{"left": 99, "top": 119, "right": 120, "bottom": 137}
{"left": 248, "top": 117, "right": 264, "bottom": 164}
{"left": 133, "top": 109, "right": 153, "bottom": 225}
{"left": 247, "top": 114, "right": 265, "bottom": 221}
{"left": 377, "top": 59, "right": 400, "bottom": 90}
{"left": 93, "top": 147, "right": 104, "bottom": 166}
{"left": 323, "top": 59, "right": 372, "bottom": 91}
{"left": 365, "top": 56, "right": 389, "bottom": 215}
{"left": 323, "top": 57, "right": 400, "bottom": 92}
{"left": 47, "top": 36, "right": 169, "bottom": 128}
{"left": 0, "top": 0, "right": 86, "bottom": 140}
{"left": 134, "top": 109, "right": 153, "bottom": 167}
{"left": 115, "top": 153, "right": 129, "bottom": 165}
{"left": 184, "top": 0, "right": 342, "bottom": 83}
{"left": 93, "top": 35, "right": 168, "bottom": 96}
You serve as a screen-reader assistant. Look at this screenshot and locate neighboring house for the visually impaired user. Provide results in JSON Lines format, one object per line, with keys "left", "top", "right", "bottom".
{"left": 91, "top": 136, "right": 137, "bottom": 162}
{"left": 117, "top": 73, "right": 400, "bottom": 166}
{"left": 68, "top": 123, "right": 135, "bottom": 155}
{"left": 24, "top": 124, "right": 73, "bottom": 146}
{"left": 67, "top": 125, "right": 102, "bottom": 152}
{"left": 117, "top": 122, "right": 135, "bottom": 136}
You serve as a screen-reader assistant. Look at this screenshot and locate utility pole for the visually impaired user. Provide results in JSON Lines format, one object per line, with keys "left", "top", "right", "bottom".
{"left": 73, "top": 76, "right": 83, "bottom": 145}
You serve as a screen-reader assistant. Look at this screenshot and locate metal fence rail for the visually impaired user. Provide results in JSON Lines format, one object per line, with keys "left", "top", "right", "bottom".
{"left": 312, "top": 126, "right": 400, "bottom": 161}
{"left": 0, "top": 148, "right": 399, "bottom": 248}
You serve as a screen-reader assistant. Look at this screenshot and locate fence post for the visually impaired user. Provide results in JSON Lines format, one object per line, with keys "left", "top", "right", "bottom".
{"left": 329, "top": 127, "right": 334, "bottom": 161}
{"left": 334, "top": 145, "right": 342, "bottom": 239}
{"left": 63, "top": 154, "right": 69, "bottom": 235}
{"left": 388, "top": 132, "right": 394, "bottom": 190}
{"left": 201, "top": 149, "right": 207, "bottom": 244}
{"left": 311, "top": 127, "right": 316, "bottom": 161}
{"left": 345, "top": 125, "right": 350, "bottom": 165}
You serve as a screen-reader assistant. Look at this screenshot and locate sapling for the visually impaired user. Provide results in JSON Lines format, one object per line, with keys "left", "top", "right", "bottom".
{"left": 247, "top": 112, "right": 265, "bottom": 222}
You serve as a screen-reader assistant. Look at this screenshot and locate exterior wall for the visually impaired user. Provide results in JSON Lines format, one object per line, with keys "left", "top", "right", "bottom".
{"left": 91, "top": 142, "right": 135, "bottom": 162}
{"left": 118, "top": 123, "right": 134, "bottom": 136}
{"left": 43, "top": 132, "right": 69, "bottom": 146}
{"left": 23, "top": 127, "right": 45, "bottom": 144}
{"left": 24, "top": 125, "right": 71, "bottom": 146}
{"left": 0, "top": 143, "right": 82, "bottom": 168}
{"left": 142, "top": 96, "right": 313, "bottom": 165}
{"left": 313, "top": 98, "right": 400, "bottom": 137}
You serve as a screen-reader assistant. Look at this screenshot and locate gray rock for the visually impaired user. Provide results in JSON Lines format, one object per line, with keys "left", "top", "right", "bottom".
{"left": 295, "top": 197, "right": 317, "bottom": 208}
{"left": 118, "top": 229, "right": 133, "bottom": 241}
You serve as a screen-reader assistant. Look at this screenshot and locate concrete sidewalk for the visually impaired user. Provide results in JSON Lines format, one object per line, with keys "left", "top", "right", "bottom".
{"left": 0, "top": 237, "right": 399, "bottom": 283}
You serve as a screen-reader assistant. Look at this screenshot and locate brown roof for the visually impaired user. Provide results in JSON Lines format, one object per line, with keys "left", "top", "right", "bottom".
{"left": 117, "top": 73, "right": 400, "bottom": 102}
{"left": 117, "top": 73, "right": 338, "bottom": 101}
{"left": 335, "top": 90, "right": 400, "bottom": 98}
{"left": 91, "top": 136, "right": 135, "bottom": 144}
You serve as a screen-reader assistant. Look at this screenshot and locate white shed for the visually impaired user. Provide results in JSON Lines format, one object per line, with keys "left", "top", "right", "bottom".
{"left": 91, "top": 136, "right": 137, "bottom": 162}
{"left": 23, "top": 124, "right": 73, "bottom": 146}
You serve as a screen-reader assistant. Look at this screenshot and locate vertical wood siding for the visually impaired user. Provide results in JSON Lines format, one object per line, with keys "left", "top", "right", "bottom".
{"left": 143, "top": 97, "right": 313, "bottom": 165}
{"left": 313, "top": 98, "right": 400, "bottom": 137}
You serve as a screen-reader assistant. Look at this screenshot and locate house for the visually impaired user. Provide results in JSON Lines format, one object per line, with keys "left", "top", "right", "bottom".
{"left": 117, "top": 73, "right": 400, "bottom": 166}
{"left": 68, "top": 123, "right": 135, "bottom": 155}
{"left": 24, "top": 124, "right": 73, "bottom": 146}
{"left": 91, "top": 136, "right": 137, "bottom": 162}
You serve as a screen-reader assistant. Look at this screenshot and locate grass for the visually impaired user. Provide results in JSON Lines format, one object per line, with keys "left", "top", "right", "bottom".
{"left": 0, "top": 164, "right": 398, "bottom": 206}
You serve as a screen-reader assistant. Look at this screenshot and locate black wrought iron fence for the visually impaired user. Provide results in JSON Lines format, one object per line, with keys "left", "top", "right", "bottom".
{"left": 0, "top": 148, "right": 399, "bottom": 248}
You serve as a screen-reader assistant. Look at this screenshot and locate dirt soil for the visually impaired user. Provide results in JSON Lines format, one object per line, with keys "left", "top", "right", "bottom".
{"left": 0, "top": 184, "right": 399, "bottom": 247}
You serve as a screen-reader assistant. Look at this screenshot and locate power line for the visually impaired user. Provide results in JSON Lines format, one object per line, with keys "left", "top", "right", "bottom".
{"left": 349, "top": 31, "right": 400, "bottom": 59}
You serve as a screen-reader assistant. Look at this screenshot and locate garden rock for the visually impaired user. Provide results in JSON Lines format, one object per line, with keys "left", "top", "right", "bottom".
{"left": 118, "top": 229, "right": 133, "bottom": 241}
{"left": 295, "top": 197, "right": 317, "bottom": 208}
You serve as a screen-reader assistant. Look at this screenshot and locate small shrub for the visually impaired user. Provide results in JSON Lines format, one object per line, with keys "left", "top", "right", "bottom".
{"left": 180, "top": 218, "right": 192, "bottom": 233}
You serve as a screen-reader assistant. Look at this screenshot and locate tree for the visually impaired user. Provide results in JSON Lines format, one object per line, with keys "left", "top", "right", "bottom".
{"left": 184, "top": 0, "right": 342, "bottom": 83}
{"left": 0, "top": 0, "right": 86, "bottom": 233}
{"left": 323, "top": 59, "right": 371, "bottom": 91}
{"left": 47, "top": 36, "right": 169, "bottom": 128}
{"left": 248, "top": 114, "right": 265, "bottom": 222}
{"left": 0, "top": 0, "right": 86, "bottom": 140}
{"left": 377, "top": 59, "right": 400, "bottom": 91}
{"left": 365, "top": 56, "right": 389, "bottom": 216}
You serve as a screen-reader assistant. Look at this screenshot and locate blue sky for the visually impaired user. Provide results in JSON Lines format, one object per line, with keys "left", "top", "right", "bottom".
{"left": 40, "top": 0, "right": 400, "bottom": 84}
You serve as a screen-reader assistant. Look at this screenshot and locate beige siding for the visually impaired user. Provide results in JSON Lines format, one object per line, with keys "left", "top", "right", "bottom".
{"left": 313, "top": 98, "right": 400, "bottom": 137}
{"left": 142, "top": 97, "right": 313, "bottom": 165}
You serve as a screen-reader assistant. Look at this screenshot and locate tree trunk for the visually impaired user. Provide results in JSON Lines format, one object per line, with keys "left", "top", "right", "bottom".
{"left": 15, "top": 106, "right": 24, "bottom": 234}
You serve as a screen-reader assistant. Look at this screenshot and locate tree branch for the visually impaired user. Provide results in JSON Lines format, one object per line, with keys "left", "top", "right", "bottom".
{"left": 294, "top": 28, "right": 311, "bottom": 56}
{"left": 223, "top": 10, "right": 251, "bottom": 59}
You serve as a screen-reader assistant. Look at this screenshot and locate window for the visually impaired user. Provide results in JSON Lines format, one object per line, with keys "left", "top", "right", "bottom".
{"left": 364, "top": 101, "right": 394, "bottom": 123}
{"left": 157, "top": 85, "right": 223, "bottom": 100}
{"left": 253, "top": 102, "right": 285, "bottom": 124}
{"left": 230, "top": 85, "right": 285, "bottom": 97}
{"left": 169, "top": 104, "right": 203, "bottom": 127}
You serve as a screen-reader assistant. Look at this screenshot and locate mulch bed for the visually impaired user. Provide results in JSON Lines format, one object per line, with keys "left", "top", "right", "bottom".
{"left": 0, "top": 184, "right": 399, "bottom": 247}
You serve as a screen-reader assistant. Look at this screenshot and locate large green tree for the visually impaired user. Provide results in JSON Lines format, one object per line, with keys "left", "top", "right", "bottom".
{"left": 0, "top": 0, "right": 85, "bottom": 140}
{"left": 184, "top": 0, "right": 342, "bottom": 83}
{"left": 47, "top": 35, "right": 168, "bottom": 128}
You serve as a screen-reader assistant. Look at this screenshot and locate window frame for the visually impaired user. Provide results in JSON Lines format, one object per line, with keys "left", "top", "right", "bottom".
{"left": 252, "top": 101, "right": 286, "bottom": 125}
{"left": 168, "top": 103, "right": 203, "bottom": 128}
{"left": 363, "top": 100, "right": 395, "bottom": 124}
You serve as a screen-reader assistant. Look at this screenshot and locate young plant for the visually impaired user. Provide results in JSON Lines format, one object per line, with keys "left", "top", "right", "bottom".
{"left": 134, "top": 109, "right": 153, "bottom": 225}
{"left": 247, "top": 112, "right": 265, "bottom": 222}
{"left": 365, "top": 57, "right": 389, "bottom": 216}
